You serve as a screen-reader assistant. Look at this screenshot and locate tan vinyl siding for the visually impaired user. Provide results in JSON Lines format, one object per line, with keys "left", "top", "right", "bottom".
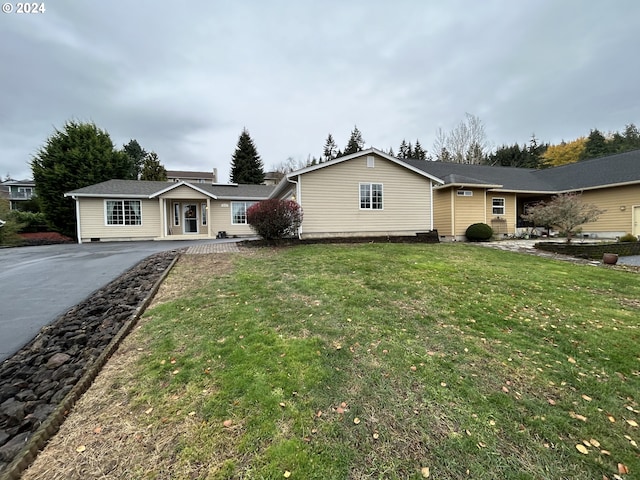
{"left": 209, "top": 200, "right": 257, "bottom": 237}
{"left": 452, "top": 188, "right": 486, "bottom": 237}
{"left": 77, "top": 198, "right": 159, "bottom": 241}
{"left": 297, "top": 154, "right": 432, "bottom": 237}
{"left": 486, "top": 192, "right": 517, "bottom": 236}
{"left": 580, "top": 185, "right": 640, "bottom": 234}
{"left": 162, "top": 185, "right": 208, "bottom": 200}
{"left": 433, "top": 189, "right": 453, "bottom": 236}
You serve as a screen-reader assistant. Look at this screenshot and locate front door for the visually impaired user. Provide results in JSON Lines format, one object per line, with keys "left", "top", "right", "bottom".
{"left": 183, "top": 204, "right": 198, "bottom": 234}
{"left": 633, "top": 206, "right": 640, "bottom": 238}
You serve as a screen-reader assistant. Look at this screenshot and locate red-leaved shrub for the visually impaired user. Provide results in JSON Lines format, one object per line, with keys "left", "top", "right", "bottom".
{"left": 246, "top": 199, "right": 303, "bottom": 241}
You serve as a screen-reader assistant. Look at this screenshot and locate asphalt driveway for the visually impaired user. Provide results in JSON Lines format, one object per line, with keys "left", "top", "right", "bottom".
{"left": 0, "top": 239, "right": 241, "bottom": 362}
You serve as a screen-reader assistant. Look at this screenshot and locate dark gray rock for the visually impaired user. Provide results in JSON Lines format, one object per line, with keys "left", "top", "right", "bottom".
{"left": 46, "top": 352, "right": 71, "bottom": 369}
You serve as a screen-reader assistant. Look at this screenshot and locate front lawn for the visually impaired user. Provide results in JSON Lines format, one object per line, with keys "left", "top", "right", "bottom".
{"left": 23, "top": 243, "right": 640, "bottom": 480}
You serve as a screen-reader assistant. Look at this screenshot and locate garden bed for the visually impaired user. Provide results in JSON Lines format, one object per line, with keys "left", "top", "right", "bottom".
{"left": 535, "top": 241, "right": 640, "bottom": 259}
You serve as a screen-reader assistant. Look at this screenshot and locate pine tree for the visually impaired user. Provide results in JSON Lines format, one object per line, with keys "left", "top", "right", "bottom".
{"left": 323, "top": 133, "right": 338, "bottom": 162}
{"left": 122, "top": 139, "right": 147, "bottom": 179}
{"left": 581, "top": 129, "right": 610, "bottom": 160}
{"left": 413, "top": 140, "right": 427, "bottom": 160}
{"left": 344, "top": 126, "right": 365, "bottom": 155}
{"left": 140, "top": 152, "right": 168, "bottom": 181}
{"left": 230, "top": 128, "right": 265, "bottom": 184}
{"left": 398, "top": 140, "right": 409, "bottom": 158}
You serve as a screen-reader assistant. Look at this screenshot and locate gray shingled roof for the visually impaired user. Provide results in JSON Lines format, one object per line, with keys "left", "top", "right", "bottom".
{"left": 403, "top": 149, "right": 640, "bottom": 192}
{"left": 66, "top": 179, "right": 274, "bottom": 199}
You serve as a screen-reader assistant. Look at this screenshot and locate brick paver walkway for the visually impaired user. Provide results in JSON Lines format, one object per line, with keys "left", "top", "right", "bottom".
{"left": 184, "top": 242, "right": 241, "bottom": 254}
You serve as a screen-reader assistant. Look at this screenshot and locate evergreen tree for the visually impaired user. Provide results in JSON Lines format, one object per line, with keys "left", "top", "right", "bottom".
{"left": 31, "top": 120, "right": 132, "bottom": 238}
{"left": 230, "top": 128, "right": 265, "bottom": 184}
{"left": 413, "top": 140, "right": 427, "bottom": 160}
{"left": 622, "top": 123, "right": 640, "bottom": 151}
{"left": 123, "top": 139, "right": 147, "bottom": 179}
{"left": 398, "top": 139, "right": 410, "bottom": 159}
{"left": 140, "top": 152, "right": 168, "bottom": 181}
{"left": 581, "top": 129, "right": 609, "bottom": 160}
{"left": 344, "top": 126, "right": 365, "bottom": 155}
{"left": 323, "top": 133, "right": 338, "bottom": 162}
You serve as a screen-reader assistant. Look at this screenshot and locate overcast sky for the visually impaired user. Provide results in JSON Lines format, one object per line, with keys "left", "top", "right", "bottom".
{"left": 1, "top": 1, "right": 638, "bottom": 182}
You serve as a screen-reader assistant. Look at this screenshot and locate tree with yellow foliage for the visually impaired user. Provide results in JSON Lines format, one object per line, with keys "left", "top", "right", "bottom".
{"left": 541, "top": 137, "right": 586, "bottom": 167}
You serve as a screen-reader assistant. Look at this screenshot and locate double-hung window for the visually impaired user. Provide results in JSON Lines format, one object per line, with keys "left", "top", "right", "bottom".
{"left": 360, "top": 183, "right": 383, "bottom": 210}
{"left": 106, "top": 200, "right": 142, "bottom": 225}
{"left": 492, "top": 197, "right": 505, "bottom": 215}
{"left": 231, "top": 201, "right": 255, "bottom": 224}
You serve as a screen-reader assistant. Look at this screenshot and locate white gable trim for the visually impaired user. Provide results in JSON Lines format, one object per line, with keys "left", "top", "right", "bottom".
{"left": 149, "top": 180, "right": 218, "bottom": 199}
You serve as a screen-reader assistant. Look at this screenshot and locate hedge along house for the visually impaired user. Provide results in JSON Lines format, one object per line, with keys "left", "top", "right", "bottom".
{"left": 65, "top": 180, "right": 274, "bottom": 243}
{"left": 402, "top": 148, "right": 640, "bottom": 240}
{"left": 269, "top": 148, "right": 443, "bottom": 239}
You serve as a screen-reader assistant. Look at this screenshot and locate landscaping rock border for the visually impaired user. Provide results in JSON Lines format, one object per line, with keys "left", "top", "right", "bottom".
{"left": 0, "top": 249, "right": 181, "bottom": 480}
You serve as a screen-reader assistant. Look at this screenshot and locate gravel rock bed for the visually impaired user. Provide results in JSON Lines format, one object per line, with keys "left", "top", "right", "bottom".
{"left": 0, "top": 249, "right": 181, "bottom": 476}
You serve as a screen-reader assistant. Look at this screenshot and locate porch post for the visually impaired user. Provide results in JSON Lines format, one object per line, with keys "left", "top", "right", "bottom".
{"left": 159, "top": 198, "right": 165, "bottom": 239}
{"left": 206, "top": 198, "right": 212, "bottom": 237}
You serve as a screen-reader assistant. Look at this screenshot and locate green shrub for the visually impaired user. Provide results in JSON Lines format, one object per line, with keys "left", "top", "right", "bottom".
{"left": 619, "top": 233, "right": 639, "bottom": 242}
{"left": 465, "top": 223, "right": 493, "bottom": 242}
{"left": 9, "top": 210, "right": 48, "bottom": 233}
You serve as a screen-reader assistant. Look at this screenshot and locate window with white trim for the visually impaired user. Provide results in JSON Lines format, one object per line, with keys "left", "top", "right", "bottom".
{"left": 106, "top": 200, "right": 142, "bottom": 225}
{"left": 492, "top": 197, "right": 505, "bottom": 215}
{"left": 231, "top": 201, "right": 255, "bottom": 224}
{"left": 360, "top": 183, "right": 383, "bottom": 210}
{"left": 457, "top": 190, "right": 473, "bottom": 196}
{"left": 201, "top": 202, "right": 207, "bottom": 225}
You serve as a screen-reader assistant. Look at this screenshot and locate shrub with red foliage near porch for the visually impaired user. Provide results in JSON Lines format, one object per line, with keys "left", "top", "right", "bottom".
{"left": 246, "top": 199, "right": 303, "bottom": 241}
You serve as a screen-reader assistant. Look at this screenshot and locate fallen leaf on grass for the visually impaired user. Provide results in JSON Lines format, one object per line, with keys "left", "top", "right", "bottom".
{"left": 581, "top": 394, "right": 592, "bottom": 402}
{"left": 421, "top": 466, "right": 430, "bottom": 477}
{"left": 279, "top": 402, "right": 286, "bottom": 408}
{"left": 625, "top": 419, "right": 638, "bottom": 427}
{"left": 373, "top": 432, "right": 379, "bottom": 440}
{"left": 568, "top": 357, "right": 577, "bottom": 364}
{"left": 618, "top": 463, "right": 629, "bottom": 474}
{"left": 576, "top": 444, "right": 589, "bottom": 454}
{"left": 145, "top": 407, "right": 153, "bottom": 415}
{"left": 76, "top": 445, "right": 86, "bottom": 453}
{"left": 502, "top": 386, "right": 509, "bottom": 393}
{"left": 223, "top": 419, "right": 233, "bottom": 428}
{"left": 607, "top": 414, "right": 616, "bottom": 423}
{"left": 93, "top": 426, "right": 102, "bottom": 434}
{"left": 589, "top": 438, "right": 601, "bottom": 448}
{"left": 569, "top": 411, "right": 587, "bottom": 422}
{"left": 353, "top": 417, "right": 361, "bottom": 425}
{"left": 284, "top": 471, "right": 291, "bottom": 478}
{"left": 548, "top": 399, "right": 556, "bottom": 406}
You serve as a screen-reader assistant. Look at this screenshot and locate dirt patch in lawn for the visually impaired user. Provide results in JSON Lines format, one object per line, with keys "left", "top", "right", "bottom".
{"left": 20, "top": 253, "right": 237, "bottom": 480}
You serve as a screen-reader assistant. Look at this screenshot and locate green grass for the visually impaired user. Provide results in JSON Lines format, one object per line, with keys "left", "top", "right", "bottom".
{"left": 131, "top": 243, "right": 640, "bottom": 479}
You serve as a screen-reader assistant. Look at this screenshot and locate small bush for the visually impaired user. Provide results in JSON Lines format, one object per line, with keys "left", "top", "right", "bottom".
{"left": 465, "top": 223, "right": 493, "bottom": 242}
{"left": 9, "top": 210, "right": 48, "bottom": 233}
{"left": 619, "top": 233, "right": 639, "bottom": 242}
{"left": 247, "top": 199, "right": 303, "bottom": 242}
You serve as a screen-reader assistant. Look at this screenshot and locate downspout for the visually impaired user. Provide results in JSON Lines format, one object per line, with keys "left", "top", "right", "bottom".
{"left": 72, "top": 196, "right": 82, "bottom": 244}
{"left": 429, "top": 180, "right": 434, "bottom": 230}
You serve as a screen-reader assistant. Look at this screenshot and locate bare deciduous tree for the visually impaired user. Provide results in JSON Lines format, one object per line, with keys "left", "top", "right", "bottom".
{"left": 433, "top": 113, "right": 490, "bottom": 164}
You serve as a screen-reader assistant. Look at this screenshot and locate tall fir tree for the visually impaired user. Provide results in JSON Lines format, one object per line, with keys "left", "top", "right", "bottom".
{"left": 140, "top": 152, "right": 168, "bottom": 181}
{"left": 581, "top": 129, "right": 609, "bottom": 160}
{"left": 230, "top": 128, "right": 265, "bottom": 184}
{"left": 413, "top": 140, "right": 427, "bottom": 160}
{"left": 122, "top": 139, "right": 147, "bottom": 179}
{"left": 344, "top": 126, "right": 365, "bottom": 155}
{"left": 323, "top": 133, "right": 338, "bottom": 162}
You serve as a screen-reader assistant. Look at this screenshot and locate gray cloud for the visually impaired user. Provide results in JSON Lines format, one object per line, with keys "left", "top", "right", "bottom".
{"left": 1, "top": 0, "right": 638, "bottom": 182}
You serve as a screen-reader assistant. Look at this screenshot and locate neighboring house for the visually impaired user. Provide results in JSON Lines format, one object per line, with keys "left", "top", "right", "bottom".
{"left": 2, "top": 179, "right": 36, "bottom": 210}
{"left": 271, "top": 148, "right": 640, "bottom": 241}
{"left": 167, "top": 169, "right": 218, "bottom": 184}
{"left": 269, "top": 149, "right": 442, "bottom": 239}
{"left": 263, "top": 171, "right": 285, "bottom": 186}
{"left": 65, "top": 180, "right": 274, "bottom": 243}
